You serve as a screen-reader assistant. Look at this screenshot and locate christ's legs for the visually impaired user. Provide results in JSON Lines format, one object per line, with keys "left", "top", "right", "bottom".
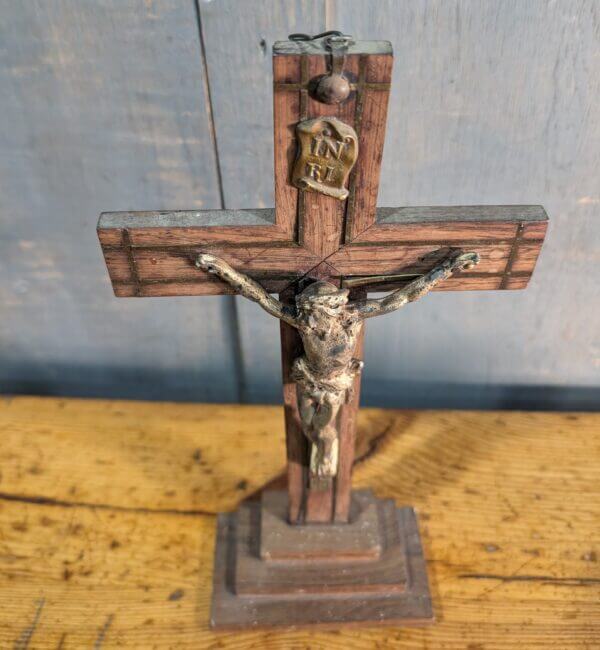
{"left": 296, "top": 385, "right": 343, "bottom": 486}
{"left": 297, "top": 389, "right": 318, "bottom": 444}
{"left": 311, "top": 394, "right": 342, "bottom": 479}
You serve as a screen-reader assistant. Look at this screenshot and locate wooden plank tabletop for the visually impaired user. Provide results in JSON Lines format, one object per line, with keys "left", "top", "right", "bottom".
{"left": 0, "top": 396, "right": 597, "bottom": 648}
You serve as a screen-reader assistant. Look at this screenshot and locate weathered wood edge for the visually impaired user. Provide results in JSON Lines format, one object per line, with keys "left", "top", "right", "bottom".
{"left": 273, "top": 40, "right": 393, "bottom": 56}
{"left": 374, "top": 205, "right": 548, "bottom": 225}
{"left": 97, "top": 205, "right": 548, "bottom": 232}
{"left": 97, "top": 209, "right": 276, "bottom": 230}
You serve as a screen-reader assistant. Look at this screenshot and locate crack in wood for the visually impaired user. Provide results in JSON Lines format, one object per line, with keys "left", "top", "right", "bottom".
{"left": 0, "top": 491, "right": 213, "bottom": 518}
{"left": 353, "top": 418, "right": 397, "bottom": 466}
{"left": 13, "top": 598, "right": 45, "bottom": 650}
{"left": 500, "top": 222, "right": 526, "bottom": 289}
{"left": 93, "top": 613, "right": 115, "bottom": 650}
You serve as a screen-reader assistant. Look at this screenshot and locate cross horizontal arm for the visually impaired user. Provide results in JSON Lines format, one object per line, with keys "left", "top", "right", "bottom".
{"left": 97, "top": 209, "right": 320, "bottom": 298}
{"left": 98, "top": 204, "right": 548, "bottom": 297}
{"left": 357, "top": 251, "right": 479, "bottom": 319}
{"left": 329, "top": 204, "right": 548, "bottom": 292}
{"left": 98, "top": 209, "right": 286, "bottom": 246}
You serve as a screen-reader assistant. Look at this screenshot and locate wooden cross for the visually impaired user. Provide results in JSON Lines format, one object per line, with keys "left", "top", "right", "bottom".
{"left": 98, "top": 36, "right": 547, "bottom": 527}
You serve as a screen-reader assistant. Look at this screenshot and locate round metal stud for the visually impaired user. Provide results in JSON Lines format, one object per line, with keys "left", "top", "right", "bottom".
{"left": 314, "top": 73, "right": 351, "bottom": 104}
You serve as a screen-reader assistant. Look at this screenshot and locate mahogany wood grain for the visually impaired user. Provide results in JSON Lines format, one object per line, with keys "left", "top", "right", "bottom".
{"left": 260, "top": 491, "right": 382, "bottom": 562}
{"left": 102, "top": 249, "right": 132, "bottom": 283}
{"left": 503, "top": 275, "right": 530, "bottom": 290}
{"left": 329, "top": 205, "right": 548, "bottom": 292}
{"left": 113, "top": 277, "right": 291, "bottom": 298}
{"left": 345, "top": 54, "right": 393, "bottom": 241}
{"left": 512, "top": 241, "right": 547, "bottom": 273}
{"left": 272, "top": 55, "right": 300, "bottom": 238}
{"left": 299, "top": 259, "right": 340, "bottom": 285}
{"left": 304, "top": 481, "right": 334, "bottom": 523}
{"left": 233, "top": 495, "right": 407, "bottom": 597}
{"left": 355, "top": 205, "right": 548, "bottom": 242}
{"left": 131, "top": 245, "right": 319, "bottom": 281}
{"left": 212, "top": 501, "right": 432, "bottom": 628}
{"left": 330, "top": 242, "right": 515, "bottom": 275}
{"left": 521, "top": 220, "right": 549, "bottom": 239}
{"left": 279, "top": 289, "right": 307, "bottom": 525}
{"left": 298, "top": 55, "right": 360, "bottom": 258}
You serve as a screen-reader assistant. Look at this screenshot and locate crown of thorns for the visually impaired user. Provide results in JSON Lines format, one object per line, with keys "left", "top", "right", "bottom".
{"left": 296, "top": 281, "right": 349, "bottom": 307}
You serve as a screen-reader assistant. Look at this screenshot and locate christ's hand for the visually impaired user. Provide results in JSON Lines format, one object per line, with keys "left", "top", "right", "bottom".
{"left": 196, "top": 253, "right": 220, "bottom": 273}
{"left": 451, "top": 251, "right": 480, "bottom": 271}
{"left": 355, "top": 249, "right": 480, "bottom": 319}
{"left": 194, "top": 252, "right": 298, "bottom": 328}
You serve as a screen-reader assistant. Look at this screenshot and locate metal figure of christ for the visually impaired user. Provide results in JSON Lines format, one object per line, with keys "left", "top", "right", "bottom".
{"left": 196, "top": 249, "right": 479, "bottom": 487}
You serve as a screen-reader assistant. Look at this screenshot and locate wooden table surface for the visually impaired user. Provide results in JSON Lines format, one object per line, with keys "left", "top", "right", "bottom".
{"left": 0, "top": 396, "right": 597, "bottom": 648}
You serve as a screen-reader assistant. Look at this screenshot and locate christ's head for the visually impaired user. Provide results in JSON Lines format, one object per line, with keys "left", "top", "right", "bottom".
{"left": 296, "top": 281, "right": 349, "bottom": 324}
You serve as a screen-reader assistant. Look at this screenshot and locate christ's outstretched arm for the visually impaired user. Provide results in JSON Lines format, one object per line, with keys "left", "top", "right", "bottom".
{"left": 355, "top": 251, "right": 480, "bottom": 320}
{"left": 195, "top": 253, "right": 298, "bottom": 327}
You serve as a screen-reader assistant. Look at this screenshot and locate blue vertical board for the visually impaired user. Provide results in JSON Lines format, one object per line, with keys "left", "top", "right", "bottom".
{"left": 0, "top": 1, "right": 239, "bottom": 401}
{"left": 0, "top": 1, "right": 598, "bottom": 409}
{"left": 331, "top": 0, "right": 600, "bottom": 408}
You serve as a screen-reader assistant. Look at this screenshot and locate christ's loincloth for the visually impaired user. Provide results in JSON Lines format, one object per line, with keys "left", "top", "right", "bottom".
{"left": 291, "top": 356, "right": 363, "bottom": 402}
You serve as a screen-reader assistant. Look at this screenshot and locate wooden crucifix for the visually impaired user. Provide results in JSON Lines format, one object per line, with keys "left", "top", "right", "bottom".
{"left": 98, "top": 33, "right": 547, "bottom": 628}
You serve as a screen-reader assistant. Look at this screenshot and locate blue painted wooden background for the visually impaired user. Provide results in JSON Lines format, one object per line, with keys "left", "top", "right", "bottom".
{"left": 1, "top": 1, "right": 598, "bottom": 410}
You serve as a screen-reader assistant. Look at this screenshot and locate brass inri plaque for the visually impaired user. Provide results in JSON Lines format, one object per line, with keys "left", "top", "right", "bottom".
{"left": 292, "top": 117, "right": 358, "bottom": 200}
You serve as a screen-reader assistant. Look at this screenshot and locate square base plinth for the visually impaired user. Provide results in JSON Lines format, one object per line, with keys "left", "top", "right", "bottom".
{"left": 210, "top": 490, "right": 434, "bottom": 629}
{"left": 260, "top": 490, "right": 383, "bottom": 562}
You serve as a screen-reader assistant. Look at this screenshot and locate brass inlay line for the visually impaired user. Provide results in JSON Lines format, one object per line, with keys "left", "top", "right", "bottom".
{"left": 122, "top": 229, "right": 141, "bottom": 296}
{"left": 296, "top": 56, "right": 310, "bottom": 249}
{"left": 113, "top": 273, "right": 305, "bottom": 287}
{"left": 343, "top": 54, "right": 368, "bottom": 245}
{"left": 500, "top": 222, "right": 526, "bottom": 289}
{"left": 299, "top": 57, "right": 309, "bottom": 119}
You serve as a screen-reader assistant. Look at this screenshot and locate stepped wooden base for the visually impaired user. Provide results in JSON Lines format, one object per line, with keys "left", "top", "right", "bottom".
{"left": 210, "top": 490, "right": 434, "bottom": 629}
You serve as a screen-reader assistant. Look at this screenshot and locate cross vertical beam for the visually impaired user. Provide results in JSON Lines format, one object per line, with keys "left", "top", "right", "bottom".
{"left": 273, "top": 39, "right": 393, "bottom": 523}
